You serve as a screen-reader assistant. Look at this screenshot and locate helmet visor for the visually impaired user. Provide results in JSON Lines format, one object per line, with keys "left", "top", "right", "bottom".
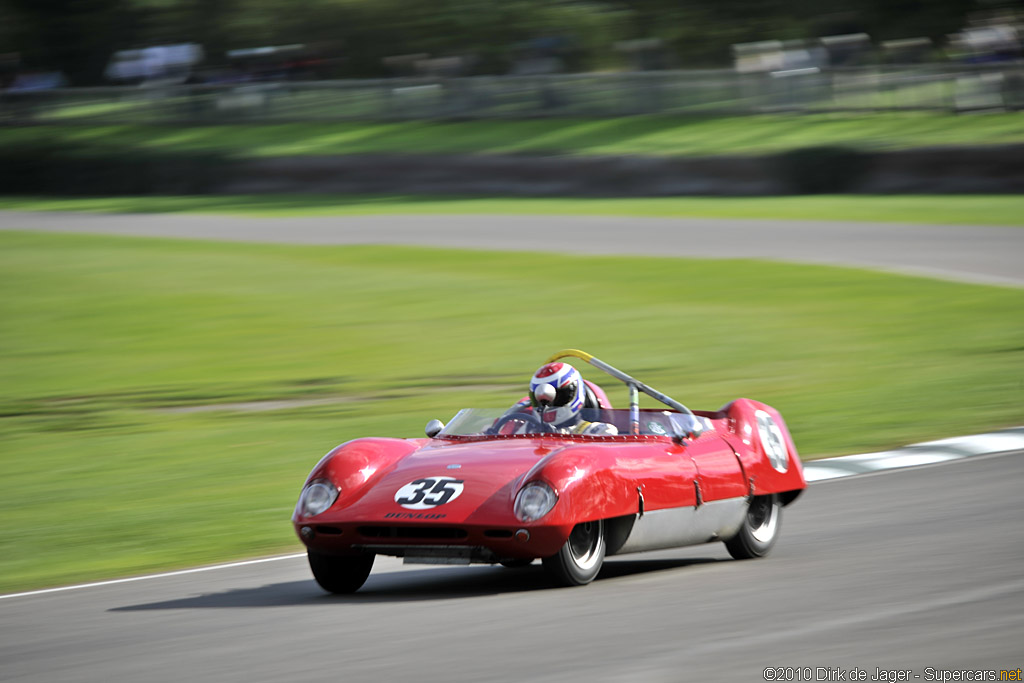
{"left": 552, "top": 382, "right": 577, "bottom": 407}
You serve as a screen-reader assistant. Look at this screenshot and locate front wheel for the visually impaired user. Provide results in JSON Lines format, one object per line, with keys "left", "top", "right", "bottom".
{"left": 725, "top": 494, "right": 782, "bottom": 560}
{"left": 543, "top": 520, "right": 605, "bottom": 586}
{"left": 308, "top": 551, "right": 374, "bottom": 594}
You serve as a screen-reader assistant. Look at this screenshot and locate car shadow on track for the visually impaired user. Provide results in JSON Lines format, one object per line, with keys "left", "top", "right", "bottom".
{"left": 110, "top": 557, "right": 721, "bottom": 611}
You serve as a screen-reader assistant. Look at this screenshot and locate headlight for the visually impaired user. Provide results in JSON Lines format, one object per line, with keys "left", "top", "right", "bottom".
{"left": 514, "top": 482, "right": 558, "bottom": 522}
{"left": 298, "top": 479, "right": 339, "bottom": 517}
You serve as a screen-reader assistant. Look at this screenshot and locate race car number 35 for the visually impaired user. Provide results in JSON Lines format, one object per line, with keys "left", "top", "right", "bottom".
{"left": 395, "top": 477, "right": 465, "bottom": 510}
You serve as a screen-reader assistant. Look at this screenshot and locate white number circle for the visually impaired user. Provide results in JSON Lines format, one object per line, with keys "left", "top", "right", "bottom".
{"left": 394, "top": 476, "right": 465, "bottom": 510}
{"left": 755, "top": 410, "right": 789, "bottom": 473}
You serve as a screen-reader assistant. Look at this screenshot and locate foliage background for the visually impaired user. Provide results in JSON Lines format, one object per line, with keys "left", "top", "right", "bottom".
{"left": 0, "top": 0, "right": 1007, "bottom": 84}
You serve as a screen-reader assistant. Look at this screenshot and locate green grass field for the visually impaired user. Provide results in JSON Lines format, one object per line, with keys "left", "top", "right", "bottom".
{"left": 1, "top": 229, "right": 1022, "bottom": 592}
{"left": 4, "top": 113, "right": 1024, "bottom": 158}
{"left": 2, "top": 194, "right": 1024, "bottom": 226}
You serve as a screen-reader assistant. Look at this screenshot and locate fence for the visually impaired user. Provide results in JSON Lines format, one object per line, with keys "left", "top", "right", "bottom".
{"left": 2, "top": 64, "right": 1022, "bottom": 124}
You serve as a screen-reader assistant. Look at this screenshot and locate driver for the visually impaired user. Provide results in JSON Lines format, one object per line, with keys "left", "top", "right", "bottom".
{"left": 502, "top": 362, "right": 618, "bottom": 436}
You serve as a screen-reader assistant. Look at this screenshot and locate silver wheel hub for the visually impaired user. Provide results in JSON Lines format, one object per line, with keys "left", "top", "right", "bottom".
{"left": 568, "top": 520, "right": 603, "bottom": 570}
{"left": 748, "top": 496, "right": 779, "bottom": 544}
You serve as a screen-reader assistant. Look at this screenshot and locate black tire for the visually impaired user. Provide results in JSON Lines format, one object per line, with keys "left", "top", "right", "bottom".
{"left": 308, "top": 551, "right": 374, "bottom": 594}
{"left": 725, "top": 494, "right": 782, "bottom": 560}
{"left": 543, "top": 520, "right": 605, "bottom": 586}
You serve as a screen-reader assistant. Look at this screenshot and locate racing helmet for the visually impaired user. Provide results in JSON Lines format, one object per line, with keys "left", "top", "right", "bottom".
{"left": 530, "top": 362, "right": 585, "bottom": 428}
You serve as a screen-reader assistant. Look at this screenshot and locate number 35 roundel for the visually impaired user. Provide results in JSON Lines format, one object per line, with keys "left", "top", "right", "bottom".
{"left": 394, "top": 477, "right": 465, "bottom": 510}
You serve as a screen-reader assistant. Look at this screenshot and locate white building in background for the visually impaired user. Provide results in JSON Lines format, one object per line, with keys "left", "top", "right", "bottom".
{"left": 105, "top": 43, "right": 204, "bottom": 84}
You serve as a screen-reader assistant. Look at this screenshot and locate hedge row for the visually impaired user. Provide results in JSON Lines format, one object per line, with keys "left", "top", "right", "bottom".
{"left": 0, "top": 144, "right": 234, "bottom": 195}
{"left": 2, "top": 143, "right": 1017, "bottom": 196}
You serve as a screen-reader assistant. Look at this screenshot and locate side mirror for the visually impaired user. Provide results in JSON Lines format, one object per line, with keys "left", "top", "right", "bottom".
{"left": 669, "top": 414, "right": 704, "bottom": 445}
{"left": 425, "top": 419, "right": 445, "bottom": 438}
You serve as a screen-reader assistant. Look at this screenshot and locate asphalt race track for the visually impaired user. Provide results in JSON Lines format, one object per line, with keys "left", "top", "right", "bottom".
{"left": 3, "top": 211, "right": 1023, "bottom": 287}
{"left": 1, "top": 212, "right": 1022, "bottom": 681}
{"left": 2, "top": 453, "right": 1022, "bottom": 682}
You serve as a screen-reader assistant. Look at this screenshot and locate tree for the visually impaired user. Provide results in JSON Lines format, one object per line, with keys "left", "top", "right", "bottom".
{"left": 1, "top": 0, "right": 138, "bottom": 84}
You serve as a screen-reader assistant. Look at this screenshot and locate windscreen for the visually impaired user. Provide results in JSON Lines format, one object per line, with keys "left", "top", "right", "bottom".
{"left": 436, "top": 408, "right": 699, "bottom": 437}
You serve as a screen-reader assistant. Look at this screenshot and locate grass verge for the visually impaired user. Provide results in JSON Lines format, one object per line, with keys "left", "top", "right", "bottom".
{"left": 1, "top": 194, "right": 1023, "bottom": 226}
{"left": 3, "top": 114, "right": 1024, "bottom": 158}
{"left": 1, "top": 230, "right": 1022, "bottom": 592}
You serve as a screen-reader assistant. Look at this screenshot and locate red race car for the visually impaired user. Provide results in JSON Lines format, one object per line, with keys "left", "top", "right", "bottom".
{"left": 293, "top": 349, "right": 806, "bottom": 592}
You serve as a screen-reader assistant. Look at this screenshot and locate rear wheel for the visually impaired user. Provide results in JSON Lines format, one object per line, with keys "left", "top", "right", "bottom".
{"left": 725, "top": 494, "right": 782, "bottom": 559}
{"left": 308, "top": 551, "right": 374, "bottom": 594}
{"left": 543, "top": 520, "right": 605, "bottom": 586}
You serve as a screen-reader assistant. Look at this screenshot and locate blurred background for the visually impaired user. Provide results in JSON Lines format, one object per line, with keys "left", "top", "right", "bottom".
{"left": 1, "top": 0, "right": 1022, "bottom": 594}
{"left": 1, "top": 0, "right": 1023, "bottom": 117}
{"left": 2, "top": 0, "right": 1023, "bottom": 195}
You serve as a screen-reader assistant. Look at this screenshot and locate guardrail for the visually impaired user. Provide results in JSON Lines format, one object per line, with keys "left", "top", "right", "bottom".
{"left": 2, "top": 64, "right": 1022, "bottom": 124}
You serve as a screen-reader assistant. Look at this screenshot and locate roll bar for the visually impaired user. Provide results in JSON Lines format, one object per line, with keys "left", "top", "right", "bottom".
{"left": 545, "top": 349, "right": 696, "bottom": 435}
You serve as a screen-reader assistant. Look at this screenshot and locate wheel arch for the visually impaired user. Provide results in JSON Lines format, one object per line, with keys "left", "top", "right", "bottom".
{"left": 523, "top": 445, "right": 640, "bottom": 525}
{"left": 719, "top": 399, "right": 807, "bottom": 499}
{"left": 300, "top": 437, "right": 421, "bottom": 509}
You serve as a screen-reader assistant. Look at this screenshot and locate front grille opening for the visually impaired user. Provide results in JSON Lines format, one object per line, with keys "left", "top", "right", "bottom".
{"left": 316, "top": 526, "right": 343, "bottom": 535}
{"left": 484, "top": 529, "right": 514, "bottom": 538}
{"left": 357, "top": 526, "right": 468, "bottom": 540}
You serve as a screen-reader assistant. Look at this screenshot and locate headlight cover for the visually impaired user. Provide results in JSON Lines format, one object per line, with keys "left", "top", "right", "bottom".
{"left": 514, "top": 482, "right": 558, "bottom": 522}
{"left": 298, "top": 479, "right": 339, "bottom": 517}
